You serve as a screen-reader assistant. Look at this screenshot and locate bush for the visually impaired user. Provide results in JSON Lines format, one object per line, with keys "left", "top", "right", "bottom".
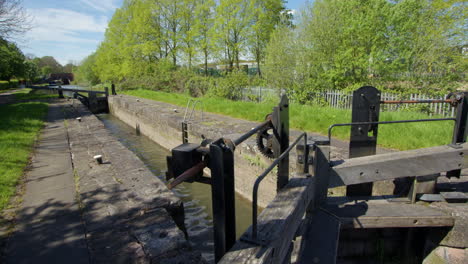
{"left": 0, "top": 80, "right": 19, "bottom": 90}
{"left": 207, "top": 71, "right": 249, "bottom": 100}
{"left": 185, "top": 75, "right": 213, "bottom": 97}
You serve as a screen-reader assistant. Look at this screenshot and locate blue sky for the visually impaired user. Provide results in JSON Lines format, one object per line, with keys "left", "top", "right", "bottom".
{"left": 20, "top": 0, "right": 310, "bottom": 65}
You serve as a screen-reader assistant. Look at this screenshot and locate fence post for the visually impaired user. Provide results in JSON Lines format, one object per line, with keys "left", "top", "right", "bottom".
{"left": 111, "top": 83, "right": 117, "bottom": 95}
{"left": 58, "top": 85, "right": 64, "bottom": 98}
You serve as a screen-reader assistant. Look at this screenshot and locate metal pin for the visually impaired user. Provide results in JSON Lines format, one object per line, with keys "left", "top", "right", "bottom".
{"left": 94, "top": 155, "right": 103, "bottom": 164}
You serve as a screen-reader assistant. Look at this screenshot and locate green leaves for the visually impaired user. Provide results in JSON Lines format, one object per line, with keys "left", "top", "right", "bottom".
{"left": 263, "top": 0, "right": 467, "bottom": 99}
{"left": 0, "top": 38, "right": 25, "bottom": 81}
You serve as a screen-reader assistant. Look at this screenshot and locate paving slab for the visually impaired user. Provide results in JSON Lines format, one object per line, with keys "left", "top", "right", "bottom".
{"left": 5, "top": 102, "right": 89, "bottom": 264}
{"left": 65, "top": 100, "right": 204, "bottom": 263}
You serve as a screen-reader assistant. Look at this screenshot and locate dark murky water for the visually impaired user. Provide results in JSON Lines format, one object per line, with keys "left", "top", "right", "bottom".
{"left": 97, "top": 113, "right": 253, "bottom": 262}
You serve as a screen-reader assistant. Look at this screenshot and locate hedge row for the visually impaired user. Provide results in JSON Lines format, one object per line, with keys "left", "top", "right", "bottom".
{"left": 0, "top": 80, "right": 19, "bottom": 90}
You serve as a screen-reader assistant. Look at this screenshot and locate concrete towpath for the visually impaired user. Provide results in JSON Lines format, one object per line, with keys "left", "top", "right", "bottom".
{"left": 0, "top": 88, "right": 22, "bottom": 105}
{"left": 5, "top": 101, "right": 90, "bottom": 263}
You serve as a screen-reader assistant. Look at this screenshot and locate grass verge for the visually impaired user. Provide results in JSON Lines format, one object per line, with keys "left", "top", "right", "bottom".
{"left": 122, "top": 89, "right": 453, "bottom": 150}
{"left": 0, "top": 102, "right": 48, "bottom": 210}
{"left": 13, "top": 88, "right": 57, "bottom": 101}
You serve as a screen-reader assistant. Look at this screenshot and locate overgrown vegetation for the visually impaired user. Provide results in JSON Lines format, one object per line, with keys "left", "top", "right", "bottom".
{"left": 0, "top": 80, "right": 18, "bottom": 92}
{"left": 75, "top": 0, "right": 465, "bottom": 101}
{"left": 0, "top": 102, "right": 48, "bottom": 210}
{"left": 123, "top": 89, "right": 453, "bottom": 150}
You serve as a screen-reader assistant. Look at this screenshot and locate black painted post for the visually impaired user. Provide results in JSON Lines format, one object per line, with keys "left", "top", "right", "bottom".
{"left": 273, "top": 95, "right": 290, "bottom": 191}
{"left": 209, "top": 140, "right": 236, "bottom": 262}
{"left": 88, "top": 92, "right": 98, "bottom": 113}
{"left": 346, "top": 86, "right": 380, "bottom": 196}
{"left": 58, "top": 86, "right": 64, "bottom": 98}
{"left": 111, "top": 83, "right": 117, "bottom": 95}
{"left": 105, "top": 87, "right": 109, "bottom": 97}
{"left": 447, "top": 92, "right": 468, "bottom": 178}
{"left": 312, "top": 140, "right": 331, "bottom": 207}
{"left": 209, "top": 143, "right": 226, "bottom": 262}
{"left": 222, "top": 146, "right": 236, "bottom": 252}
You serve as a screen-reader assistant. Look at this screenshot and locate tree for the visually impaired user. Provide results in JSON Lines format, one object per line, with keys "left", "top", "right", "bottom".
{"left": 302, "top": 0, "right": 391, "bottom": 89}
{"left": 74, "top": 53, "right": 100, "bottom": 85}
{"left": 264, "top": 24, "right": 297, "bottom": 94}
{"left": 387, "top": 0, "right": 467, "bottom": 82}
{"left": 280, "top": 0, "right": 467, "bottom": 91}
{"left": 193, "top": 0, "right": 215, "bottom": 75}
{"left": 63, "top": 62, "right": 74, "bottom": 73}
{"left": 41, "top": 66, "right": 52, "bottom": 76}
{"left": 0, "top": 37, "right": 25, "bottom": 80}
{"left": 23, "top": 60, "right": 39, "bottom": 82}
{"left": 159, "top": 0, "right": 184, "bottom": 66}
{"left": 35, "top": 56, "right": 63, "bottom": 73}
{"left": 0, "top": 0, "right": 30, "bottom": 39}
{"left": 248, "top": 0, "right": 286, "bottom": 76}
{"left": 214, "top": 0, "right": 254, "bottom": 70}
{"left": 180, "top": 0, "right": 198, "bottom": 68}
{"left": 94, "top": 4, "right": 128, "bottom": 83}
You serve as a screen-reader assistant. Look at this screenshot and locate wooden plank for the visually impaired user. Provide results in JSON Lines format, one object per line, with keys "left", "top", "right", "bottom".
{"left": 329, "top": 143, "right": 467, "bottom": 188}
{"left": 297, "top": 209, "right": 341, "bottom": 264}
{"left": 31, "top": 86, "right": 107, "bottom": 94}
{"left": 219, "top": 177, "right": 315, "bottom": 264}
{"left": 323, "top": 200, "right": 454, "bottom": 229}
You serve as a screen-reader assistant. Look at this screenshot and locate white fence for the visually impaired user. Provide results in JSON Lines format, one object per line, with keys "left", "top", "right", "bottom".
{"left": 241, "top": 87, "right": 456, "bottom": 117}
{"left": 319, "top": 90, "right": 455, "bottom": 117}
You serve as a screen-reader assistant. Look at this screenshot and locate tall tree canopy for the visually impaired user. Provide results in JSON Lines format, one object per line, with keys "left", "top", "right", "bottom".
{"left": 264, "top": 0, "right": 467, "bottom": 94}
{"left": 0, "top": 37, "right": 24, "bottom": 80}
{"left": 80, "top": 0, "right": 465, "bottom": 96}
{"left": 89, "top": 0, "right": 288, "bottom": 84}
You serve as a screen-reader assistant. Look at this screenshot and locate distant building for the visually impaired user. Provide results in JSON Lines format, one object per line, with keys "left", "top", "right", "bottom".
{"left": 198, "top": 60, "right": 258, "bottom": 75}
{"left": 48, "top": 73, "right": 74, "bottom": 84}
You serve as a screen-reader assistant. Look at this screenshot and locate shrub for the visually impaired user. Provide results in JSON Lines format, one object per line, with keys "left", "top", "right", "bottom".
{"left": 185, "top": 75, "right": 213, "bottom": 97}
{"left": 0, "top": 80, "right": 19, "bottom": 90}
{"left": 207, "top": 70, "right": 249, "bottom": 100}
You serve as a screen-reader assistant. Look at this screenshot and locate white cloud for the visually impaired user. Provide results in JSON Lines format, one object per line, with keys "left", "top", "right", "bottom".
{"left": 80, "top": 0, "right": 118, "bottom": 13}
{"left": 30, "top": 8, "right": 108, "bottom": 33}
{"left": 24, "top": 8, "right": 107, "bottom": 44}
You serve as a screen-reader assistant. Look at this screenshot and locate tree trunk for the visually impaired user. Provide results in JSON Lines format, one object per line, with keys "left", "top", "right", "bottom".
{"left": 204, "top": 49, "right": 208, "bottom": 76}
{"left": 257, "top": 56, "right": 261, "bottom": 77}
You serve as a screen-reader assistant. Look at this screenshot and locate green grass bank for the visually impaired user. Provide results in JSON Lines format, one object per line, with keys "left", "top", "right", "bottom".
{"left": 13, "top": 88, "right": 58, "bottom": 101}
{"left": 122, "top": 89, "right": 454, "bottom": 151}
{"left": 0, "top": 102, "right": 48, "bottom": 210}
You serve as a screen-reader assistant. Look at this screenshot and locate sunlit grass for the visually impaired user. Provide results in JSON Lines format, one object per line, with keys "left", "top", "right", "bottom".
{"left": 122, "top": 89, "right": 453, "bottom": 150}
{"left": 0, "top": 102, "right": 48, "bottom": 210}
{"left": 14, "top": 88, "right": 57, "bottom": 101}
